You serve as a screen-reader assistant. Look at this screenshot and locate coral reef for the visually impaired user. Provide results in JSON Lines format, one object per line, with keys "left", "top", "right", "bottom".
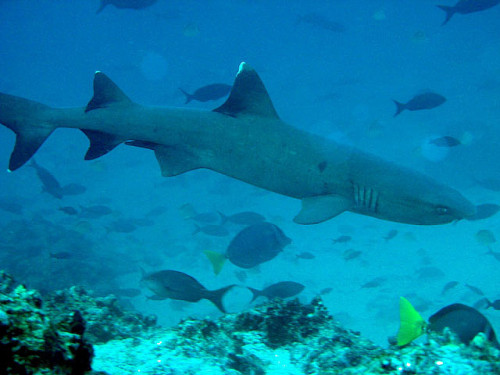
{"left": 0, "top": 271, "right": 93, "bottom": 375}
{"left": 44, "top": 286, "right": 157, "bottom": 344}
{"left": 2, "top": 269, "right": 499, "bottom": 374}
{"left": 93, "top": 297, "right": 500, "bottom": 374}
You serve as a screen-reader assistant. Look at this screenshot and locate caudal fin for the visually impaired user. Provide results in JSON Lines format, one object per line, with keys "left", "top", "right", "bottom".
{"left": 247, "top": 287, "right": 263, "bottom": 303}
{"left": 392, "top": 100, "right": 406, "bottom": 117}
{"left": 203, "top": 250, "right": 226, "bottom": 275}
{"left": 0, "top": 93, "right": 54, "bottom": 171}
{"left": 437, "top": 5, "right": 456, "bottom": 26}
{"left": 396, "top": 297, "right": 427, "bottom": 346}
{"left": 206, "top": 285, "right": 235, "bottom": 313}
{"left": 178, "top": 88, "right": 193, "bottom": 104}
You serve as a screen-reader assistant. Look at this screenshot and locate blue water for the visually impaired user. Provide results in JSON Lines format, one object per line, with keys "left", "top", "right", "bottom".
{"left": 0, "top": 0, "right": 499, "bottom": 349}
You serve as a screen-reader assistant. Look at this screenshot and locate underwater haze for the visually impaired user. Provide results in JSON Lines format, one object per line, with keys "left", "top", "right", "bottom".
{"left": 0, "top": 0, "right": 500, "bottom": 372}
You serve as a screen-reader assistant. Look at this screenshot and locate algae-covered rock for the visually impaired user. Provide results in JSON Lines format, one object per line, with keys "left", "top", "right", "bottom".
{"left": 93, "top": 296, "right": 500, "bottom": 375}
{"left": 0, "top": 271, "right": 93, "bottom": 374}
{"left": 44, "top": 285, "right": 157, "bottom": 344}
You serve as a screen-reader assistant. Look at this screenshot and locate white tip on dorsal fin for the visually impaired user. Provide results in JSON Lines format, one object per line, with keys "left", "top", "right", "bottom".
{"left": 213, "top": 62, "right": 279, "bottom": 119}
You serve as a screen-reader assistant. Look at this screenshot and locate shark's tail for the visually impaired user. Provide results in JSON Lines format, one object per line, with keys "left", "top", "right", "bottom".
{"left": 0, "top": 93, "right": 54, "bottom": 171}
{"left": 436, "top": 5, "right": 456, "bottom": 26}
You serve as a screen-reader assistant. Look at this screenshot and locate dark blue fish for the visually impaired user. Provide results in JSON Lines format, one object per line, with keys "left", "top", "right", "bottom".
{"left": 204, "top": 223, "right": 291, "bottom": 273}
{"left": 59, "top": 206, "right": 79, "bottom": 215}
{"left": 179, "top": 84, "right": 232, "bottom": 104}
{"left": 248, "top": 281, "right": 305, "bottom": 302}
{"left": 29, "top": 159, "right": 64, "bottom": 199}
{"left": 0, "top": 199, "right": 23, "bottom": 214}
{"left": 79, "top": 205, "right": 113, "bottom": 219}
{"left": 429, "top": 303, "right": 499, "bottom": 347}
{"left": 393, "top": 93, "right": 446, "bottom": 117}
{"left": 225, "top": 223, "right": 291, "bottom": 268}
{"left": 429, "top": 136, "right": 461, "bottom": 147}
{"left": 140, "top": 269, "right": 235, "bottom": 313}
{"left": 295, "top": 251, "right": 315, "bottom": 260}
{"left": 96, "top": 0, "right": 158, "bottom": 14}
{"left": 50, "top": 251, "right": 73, "bottom": 259}
{"left": 437, "top": 0, "right": 500, "bottom": 25}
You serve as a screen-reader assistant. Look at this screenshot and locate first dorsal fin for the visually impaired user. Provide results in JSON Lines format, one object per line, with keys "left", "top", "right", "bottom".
{"left": 85, "top": 71, "right": 133, "bottom": 113}
{"left": 213, "top": 62, "right": 279, "bottom": 119}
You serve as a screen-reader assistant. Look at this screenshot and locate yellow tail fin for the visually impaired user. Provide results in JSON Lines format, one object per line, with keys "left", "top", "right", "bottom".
{"left": 203, "top": 250, "right": 226, "bottom": 275}
{"left": 396, "top": 297, "right": 427, "bottom": 346}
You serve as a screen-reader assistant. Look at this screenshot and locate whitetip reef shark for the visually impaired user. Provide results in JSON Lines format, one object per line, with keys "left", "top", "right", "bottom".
{"left": 0, "top": 62, "right": 476, "bottom": 225}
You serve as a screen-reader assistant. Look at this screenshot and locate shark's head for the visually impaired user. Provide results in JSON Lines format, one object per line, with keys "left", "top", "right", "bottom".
{"left": 379, "top": 186, "right": 476, "bottom": 225}
{"left": 351, "top": 167, "right": 476, "bottom": 225}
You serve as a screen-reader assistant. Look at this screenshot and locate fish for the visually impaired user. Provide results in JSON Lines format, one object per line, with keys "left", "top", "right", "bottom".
{"left": 429, "top": 136, "right": 461, "bottom": 148}
{"left": 319, "top": 287, "right": 333, "bottom": 295}
{"left": 342, "top": 248, "right": 362, "bottom": 261}
{"left": 393, "top": 93, "right": 446, "bottom": 117}
{"left": 204, "top": 222, "right": 291, "bottom": 273}
{"left": 416, "top": 266, "right": 445, "bottom": 280}
{"left": 193, "top": 224, "right": 229, "bottom": 237}
{"left": 295, "top": 251, "right": 316, "bottom": 260}
{"left": 179, "top": 84, "right": 232, "bottom": 104}
{"left": 440, "top": 281, "right": 459, "bottom": 295}
{"left": 179, "top": 203, "right": 220, "bottom": 223}
{"left": 396, "top": 297, "right": 500, "bottom": 347}
{"left": 234, "top": 270, "right": 247, "bottom": 283}
{"left": 0, "top": 62, "right": 476, "bottom": 226}
{"left": 247, "top": 281, "right": 305, "bottom": 302}
{"left": 49, "top": 251, "right": 73, "bottom": 259}
{"left": 467, "top": 204, "right": 500, "bottom": 221}
{"left": 465, "top": 284, "right": 485, "bottom": 296}
{"left": 437, "top": 0, "right": 500, "bottom": 25}
{"left": 486, "top": 299, "right": 500, "bottom": 310}
{"left": 332, "top": 235, "right": 351, "bottom": 244}
{"left": 485, "top": 248, "right": 500, "bottom": 262}
{"left": 0, "top": 199, "right": 23, "bottom": 214}
{"left": 218, "top": 211, "right": 266, "bottom": 226}
{"left": 96, "top": 0, "right": 158, "bottom": 14}
{"left": 78, "top": 205, "right": 113, "bottom": 219}
{"left": 361, "top": 277, "right": 386, "bottom": 289}
{"left": 107, "top": 219, "right": 137, "bottom": 233}
{"left": 29, "top": 159, "right": 64, "bottom": 199}
{"left": 384, "top": 229, "right": 398, "bottom": 241}
{"left": 296, "top": 13, "right": 346, "bottom": 33}
{"left": 59, "top": 206, "right": 79, "bottom": 215}
{"left": 475, "top": 229, "right": 496, "bottom": 246}
{"left": 140, "top": 269, "right": 235, "bottom": 313}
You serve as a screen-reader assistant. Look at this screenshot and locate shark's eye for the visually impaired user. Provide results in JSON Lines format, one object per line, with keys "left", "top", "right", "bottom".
{"left": 436, "top": 206, "right": 449, "bottom": 215}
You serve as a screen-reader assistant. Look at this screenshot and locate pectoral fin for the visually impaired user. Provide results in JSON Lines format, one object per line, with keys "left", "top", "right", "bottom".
{"left": 294, "top": 194, "right": 352, "bottom": 225}
{"left": 154, "top": 145, "right": 201, "bottom": 177}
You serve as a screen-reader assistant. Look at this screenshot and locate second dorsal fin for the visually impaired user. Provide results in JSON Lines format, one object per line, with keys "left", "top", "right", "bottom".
{"left": 213, "top": 62, "right": 279, "bottom": 119}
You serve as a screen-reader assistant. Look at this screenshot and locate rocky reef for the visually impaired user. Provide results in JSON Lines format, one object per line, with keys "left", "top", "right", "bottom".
{"left": 1, "top": 270, "right": 499, "bottom": 374}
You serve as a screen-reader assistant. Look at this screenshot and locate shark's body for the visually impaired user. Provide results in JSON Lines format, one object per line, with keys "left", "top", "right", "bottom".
{"left": 0, "top": 63, "right": 475, "bottom": 225}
